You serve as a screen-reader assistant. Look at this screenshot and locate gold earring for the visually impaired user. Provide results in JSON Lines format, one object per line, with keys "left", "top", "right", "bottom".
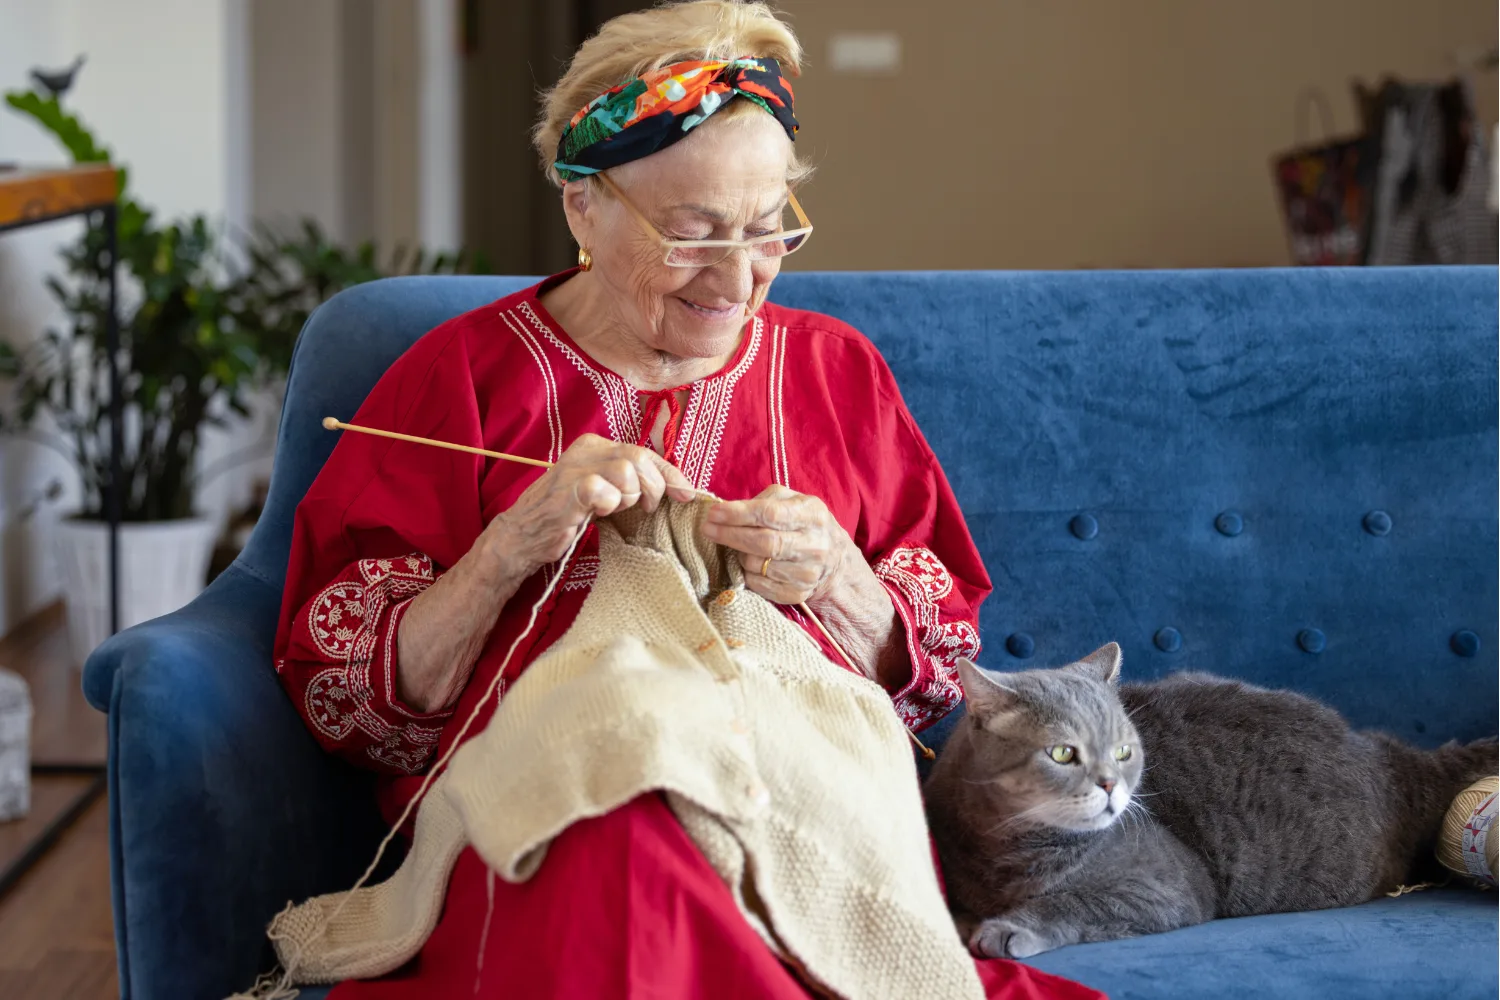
{"left": 577, "top": 247, "right": 593, "bottom": 272}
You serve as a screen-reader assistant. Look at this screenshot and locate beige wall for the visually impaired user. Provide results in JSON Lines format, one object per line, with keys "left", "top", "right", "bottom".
{"left": 250, "top": 0, "right": 387, "bottom": 244}
{"left": 250, "top": 0, "right": 348, "bottom": 235}
{"left": 374, "top": 0, "right": 421, "bottom": 253}
{"left": 778, "top": 0, "right": 1497, "bottom": 271}
{"left": 250, "top": 0, "right": 460, "bottom": 254}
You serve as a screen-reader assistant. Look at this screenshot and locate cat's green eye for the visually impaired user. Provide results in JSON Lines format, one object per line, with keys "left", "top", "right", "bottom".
{"left": 1048, "top": 745, "right": 1077, "bottom": 765}
{"left": 1114, "top": 745, "right": 1133, "bottom": 762}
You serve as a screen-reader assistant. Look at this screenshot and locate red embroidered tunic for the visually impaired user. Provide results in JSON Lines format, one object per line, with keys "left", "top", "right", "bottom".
{"left": 274, "top": 275, "right": 1102, "bottom": 1000}
{"left": 275, "top": 275, "right": 990, "bottom": 784}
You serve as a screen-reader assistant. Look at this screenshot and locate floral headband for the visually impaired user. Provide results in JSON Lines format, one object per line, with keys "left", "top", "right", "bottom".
{"left": 554, "top": 57, "right": 798, "bottom": 183}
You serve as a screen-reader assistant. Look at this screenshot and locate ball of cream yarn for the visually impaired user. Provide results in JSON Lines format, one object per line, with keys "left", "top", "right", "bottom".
{"left": 1437, "top": 776, "right": 1498, "bottom": 887}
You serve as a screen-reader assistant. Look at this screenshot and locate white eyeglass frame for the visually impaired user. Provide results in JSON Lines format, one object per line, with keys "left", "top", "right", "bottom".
{"left": 595, "top": 171, "right": 814, "bottom": 268}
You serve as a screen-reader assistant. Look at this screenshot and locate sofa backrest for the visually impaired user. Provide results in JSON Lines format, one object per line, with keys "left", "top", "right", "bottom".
{"left": 245, "top": 268, "right": 1498, "bottom": 746}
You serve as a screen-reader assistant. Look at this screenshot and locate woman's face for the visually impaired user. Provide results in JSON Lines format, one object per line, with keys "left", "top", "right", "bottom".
{"left": 564, "top": 111, "right": 795, "bottom": 361}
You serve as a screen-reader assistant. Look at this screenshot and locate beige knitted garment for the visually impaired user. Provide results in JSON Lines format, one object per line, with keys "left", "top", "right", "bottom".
{"left": 263, "top": 499, "right": 982, "bottom": 1000}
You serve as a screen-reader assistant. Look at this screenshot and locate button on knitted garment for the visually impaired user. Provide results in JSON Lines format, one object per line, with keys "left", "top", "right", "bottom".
{"left": 265, "top": 499, "right": 983, "bottom": 1000}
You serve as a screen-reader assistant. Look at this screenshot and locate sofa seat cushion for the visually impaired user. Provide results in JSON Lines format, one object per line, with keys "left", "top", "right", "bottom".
{"left": 1027, "top": 890, "right": 1498, "bottom": 999}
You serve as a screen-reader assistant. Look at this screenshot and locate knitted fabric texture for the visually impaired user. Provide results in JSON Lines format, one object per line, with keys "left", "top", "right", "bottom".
{"left": 263, "top": 499, "right": 982, "bottom": 999}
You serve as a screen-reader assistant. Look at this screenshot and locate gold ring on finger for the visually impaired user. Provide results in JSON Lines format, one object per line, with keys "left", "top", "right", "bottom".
{"left": 761, "top": 556, "right": 773, "bottom": 577}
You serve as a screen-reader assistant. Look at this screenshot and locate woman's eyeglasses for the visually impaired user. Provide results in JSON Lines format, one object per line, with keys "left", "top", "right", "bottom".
{"left": 596, "top": 172, "right": 813, "bottom": 268}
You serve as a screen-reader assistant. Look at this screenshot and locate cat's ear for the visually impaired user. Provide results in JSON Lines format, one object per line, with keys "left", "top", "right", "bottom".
{"left": 1065, "top": 642, "right": 1123, "bottom": 686}
{"left": 957, "top": 657, "right": 1021, "bottom": 718}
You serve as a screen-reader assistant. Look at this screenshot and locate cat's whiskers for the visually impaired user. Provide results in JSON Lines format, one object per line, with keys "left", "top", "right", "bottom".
{"left": 1115, "top": 803, "right": 1152, "bottom": 848}
{"left": 1117, "top": 798, "right": 1152, "bottom": 833}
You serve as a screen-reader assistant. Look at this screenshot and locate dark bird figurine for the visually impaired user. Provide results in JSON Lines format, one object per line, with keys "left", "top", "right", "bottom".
{"left": 30, "top": 54, "right": 86, "bottom": 98}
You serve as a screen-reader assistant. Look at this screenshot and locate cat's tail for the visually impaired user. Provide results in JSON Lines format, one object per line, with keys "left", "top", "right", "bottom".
{"left": 1382, "top": 734, "right": 1497, "bottom": 883}
{"left": 1434, "top": 735, "right": 1499, "bottom": 790}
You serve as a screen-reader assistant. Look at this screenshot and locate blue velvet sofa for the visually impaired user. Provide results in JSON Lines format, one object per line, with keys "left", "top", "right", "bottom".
{"left": 83, "top": 268, "right": 1498, "bottom": 1000}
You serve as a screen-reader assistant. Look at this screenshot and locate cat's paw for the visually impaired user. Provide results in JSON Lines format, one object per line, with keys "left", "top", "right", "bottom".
{"left": 969, "top": 916, "right": 1050, "bottom": 959}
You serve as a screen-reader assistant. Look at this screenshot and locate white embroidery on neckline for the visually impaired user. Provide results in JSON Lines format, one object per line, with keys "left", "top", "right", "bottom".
{"left": 501, "top": 308, "right": 564, "bottom": 462}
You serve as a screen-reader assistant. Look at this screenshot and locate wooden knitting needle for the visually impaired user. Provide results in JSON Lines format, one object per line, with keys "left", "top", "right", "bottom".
{"left": 321, "top": 416, "right": 935, "bottom": 759}
{"left": 323, "top": 417, "right": 716, "bottom": 497}
{"left": 323, "top": 416, "right": 555, "bottom": 469}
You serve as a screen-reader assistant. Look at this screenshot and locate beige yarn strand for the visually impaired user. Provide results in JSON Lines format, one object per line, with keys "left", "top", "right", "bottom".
{"left": 229, "top": 523, "right": 591, "bottom": 1000}
{"left": 474, "top": 867, "right": 497, "bottom": 994}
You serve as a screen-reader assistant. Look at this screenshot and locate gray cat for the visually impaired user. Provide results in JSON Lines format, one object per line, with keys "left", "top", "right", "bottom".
{"left": 924, "top": 643, "right": 1498, "bottom": 959}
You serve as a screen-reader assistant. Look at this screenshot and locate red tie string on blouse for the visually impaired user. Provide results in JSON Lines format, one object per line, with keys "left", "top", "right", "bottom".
{"left": 637, "top": 388, "right": 684, "bottom": 456}
{"left": 320, "top": 417, "right": 938, "bottom": 760}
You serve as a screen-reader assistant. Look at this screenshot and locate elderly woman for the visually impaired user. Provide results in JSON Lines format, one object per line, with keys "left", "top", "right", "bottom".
{"left": 274, "top": 3, "right": 1099, "bottom": 998}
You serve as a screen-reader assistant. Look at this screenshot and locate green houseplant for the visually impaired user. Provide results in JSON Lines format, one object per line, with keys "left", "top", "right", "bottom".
{"left": 0, "top": 86, "right": 485, "bottom": 663}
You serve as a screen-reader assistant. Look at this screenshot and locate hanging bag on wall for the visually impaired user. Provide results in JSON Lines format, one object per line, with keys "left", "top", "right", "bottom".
{"left": 1360, "top": 77, "right": 1498, "bottom": 266}
{"left": 1270, "top": 89, "right": 1380, "bottom": 266}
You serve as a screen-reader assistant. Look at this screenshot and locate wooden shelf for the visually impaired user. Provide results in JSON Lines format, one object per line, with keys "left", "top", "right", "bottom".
{"left": 0, "top": 164, "right": 116, "bottom": 230}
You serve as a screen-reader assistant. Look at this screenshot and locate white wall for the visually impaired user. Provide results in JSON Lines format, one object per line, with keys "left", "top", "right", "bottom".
{"left": 0, "top": 1, "right": 75, "bottom": 631}
{"left": 0, "top": 0, "right": 257, "bottom": 634}
{"left": 0, "top": 0, "right": 463, "bottom": 635}
{"left": 57, "top": 0, "right": 232, "bottom": 222}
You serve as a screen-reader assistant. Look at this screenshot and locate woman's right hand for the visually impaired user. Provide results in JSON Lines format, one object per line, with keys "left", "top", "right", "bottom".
{"left": 484, "top": 434, "right": 696, "bottom": 575}
{"left": 395, "top": 436, "right": 692, "bottom": 713}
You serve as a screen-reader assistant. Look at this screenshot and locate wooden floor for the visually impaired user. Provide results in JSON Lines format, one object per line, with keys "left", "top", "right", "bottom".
{"left": 0, "top": 606, "right": 118, "bottom": 999}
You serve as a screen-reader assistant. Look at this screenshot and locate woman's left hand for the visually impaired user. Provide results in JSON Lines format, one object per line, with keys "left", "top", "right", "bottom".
{"left": 700, "top": 485, "right": 858, "bottom": 606}
{"left": 703, "top": 485, "right": 908, "bottom": 688}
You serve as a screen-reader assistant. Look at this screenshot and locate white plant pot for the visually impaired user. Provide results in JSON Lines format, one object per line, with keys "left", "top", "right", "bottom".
{"left": 55, "top": 516, "right": 219, "bottom": 667}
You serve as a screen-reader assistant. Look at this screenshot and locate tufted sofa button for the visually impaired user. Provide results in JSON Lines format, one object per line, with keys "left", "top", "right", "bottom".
{"left": 1069, "top": 513, "right": 1099, "bottom": 541}
{"left": 1451, "top": 630, "right": 1481, "bottom": 658}
{"left": 1153, "top": 627, "right": 1182, "bottom": 653}
{"left": 1214, "top": 511, "right": 1244, "bottom": 537}
{"left": 1297, "top": 628, "right": 1327, "bottom": 654}
{"left": 1363, "top": 510, "right": 1392, "bottom": 536}
{"left": 1006, "top": 632, "right": 1036, "bottom": 659}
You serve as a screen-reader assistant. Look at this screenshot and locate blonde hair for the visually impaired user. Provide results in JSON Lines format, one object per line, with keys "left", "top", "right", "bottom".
{"left": 534, "top": 1, "right": 810, "bottom": 188}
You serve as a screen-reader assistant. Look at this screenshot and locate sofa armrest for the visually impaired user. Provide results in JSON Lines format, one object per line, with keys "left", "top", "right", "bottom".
{"left": 85, "top": 565, "right": 386, "bottom": 999}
